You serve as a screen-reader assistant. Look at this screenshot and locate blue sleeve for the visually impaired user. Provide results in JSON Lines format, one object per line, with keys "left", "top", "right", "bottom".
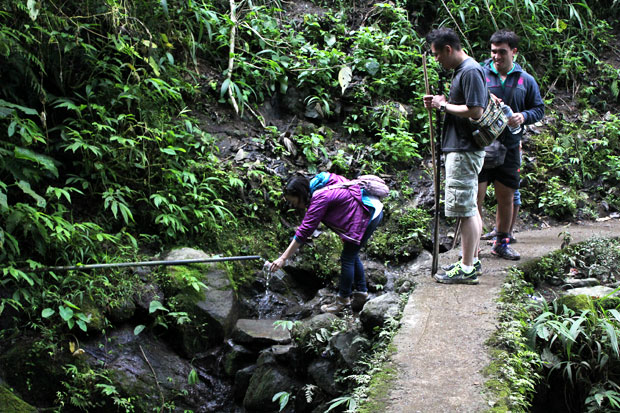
{"left": 522, "top": 75, "right": 545, "bottom": 125}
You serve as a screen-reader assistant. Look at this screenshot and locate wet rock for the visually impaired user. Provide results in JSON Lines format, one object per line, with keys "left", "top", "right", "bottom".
{"left": 392, "top": 250, "right": 432, "bottom": 292}
{"left": 330, "top": 330, "right": 370, "bottom": 368}
{"left": 83, "top": 326, "right": 233, "bottom": 412}
{"left": 232, "top": 319, "right": 292, "bottom": 350}
{"left": 233, "top": 365, "right": 257, "bottom": 402}
{"left": 404, "top": 250, "right": 433, "bottom": 276}
{"left": 259, "top": 344, "right": 300, "bottom": 369}
{"left": 562, "top": 277, "right": 600, "bottom": 290}
{"left": 134, "top": 282, "right": 164, "bottom": 313}
{"left": 243, "top": 363, "right": 301, "bottom": 412}
{"left": 307, "top": 358, "right": 339, "bottom": 396}
{"left": 196, "top": 287, "right": 239, "bottom": 337}
{"left": 107, "top": 295, "right": 136, "bottom": 324}
{"left": 223, "top": 341, "right": 256, "bottom": 377}
{"left": 364, "top": 260, "right": 388, "bottom": 291}
{"left": 359, "top": 292, "right": 401, "bottom": 334}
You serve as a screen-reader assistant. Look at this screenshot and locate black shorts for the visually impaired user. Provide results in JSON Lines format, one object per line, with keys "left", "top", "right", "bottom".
{"left": 478, "top": 144, "right": 520, "bottom": 189}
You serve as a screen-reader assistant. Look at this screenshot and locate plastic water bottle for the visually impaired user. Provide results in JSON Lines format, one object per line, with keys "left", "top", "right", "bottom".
{"left": 501, "top": 103, "right": 522, "bottom": 134}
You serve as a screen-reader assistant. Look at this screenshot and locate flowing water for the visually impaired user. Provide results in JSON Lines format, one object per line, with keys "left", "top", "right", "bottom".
{"left": 257, "top": 261, "right": 284, "bottom": 318}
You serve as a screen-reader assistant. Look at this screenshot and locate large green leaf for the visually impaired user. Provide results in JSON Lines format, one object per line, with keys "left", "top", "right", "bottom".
{"left": 17, "top": 180, "right": 46, "bottom": 208}
{"left": 14, "top": 147, "right": 59, "bottom": 178}
{"left": 0, "top": 99, "right": 38, "bottom": 117}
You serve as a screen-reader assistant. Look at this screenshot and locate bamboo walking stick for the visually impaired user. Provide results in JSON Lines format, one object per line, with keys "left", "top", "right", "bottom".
{"left": 422, "top": 53, "right": 441, "bottom": 275}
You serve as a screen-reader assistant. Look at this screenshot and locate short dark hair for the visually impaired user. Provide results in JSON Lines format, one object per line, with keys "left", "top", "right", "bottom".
{"left": 284, "top": 175, "right": 310, "bottom": 205}
{"left": 426, "top": 28, "right": 462, "bottom": 51}
{"left": 490, "top": 29, "right": 519, "bottom": 49}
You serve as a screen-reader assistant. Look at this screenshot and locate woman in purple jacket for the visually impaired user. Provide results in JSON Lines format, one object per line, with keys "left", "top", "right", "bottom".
{"left": 269, "top": 173, "right": 383, "bottom": 314}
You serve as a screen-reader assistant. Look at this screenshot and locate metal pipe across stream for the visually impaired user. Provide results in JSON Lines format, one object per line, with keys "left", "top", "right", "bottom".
{"left": 30, "top": 255, "right": 263, "bottom": 272}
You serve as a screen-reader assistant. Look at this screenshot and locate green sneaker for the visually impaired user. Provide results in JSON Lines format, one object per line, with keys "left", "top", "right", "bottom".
{"left": 434, "top": 262, "right": 479, "bottom": 285}
{"left": 441, "top": 260, "right": 482, "bottom": 275}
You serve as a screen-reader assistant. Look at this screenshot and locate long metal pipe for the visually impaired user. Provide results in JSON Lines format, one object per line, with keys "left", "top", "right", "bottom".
{"left": 31, "top": 255, "right": 263, "bottom": 272}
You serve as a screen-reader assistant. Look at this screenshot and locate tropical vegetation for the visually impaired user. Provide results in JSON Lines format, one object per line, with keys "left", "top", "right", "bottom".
{"left": 1, "top": 0, "right": 619, "bottom": 411}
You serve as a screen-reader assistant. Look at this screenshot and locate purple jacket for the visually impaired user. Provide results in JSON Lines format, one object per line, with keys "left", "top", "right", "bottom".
{"left": 295, "top": 174, "right": 370, "bottom": 245}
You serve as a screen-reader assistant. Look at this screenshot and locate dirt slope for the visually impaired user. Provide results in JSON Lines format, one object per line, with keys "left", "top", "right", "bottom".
{"left": 381, "top": 218, "right": 620, "bottom": 413}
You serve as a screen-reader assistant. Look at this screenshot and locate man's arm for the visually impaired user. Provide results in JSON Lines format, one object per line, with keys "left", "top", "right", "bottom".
{"left": 448, "top": 103, "right": 483, "bottom": 120}
{"left": 423, "top": 94, "right": 484, "bottom": 119}
{"left": 521, "top": 78, "right": 545, "bottom": 125}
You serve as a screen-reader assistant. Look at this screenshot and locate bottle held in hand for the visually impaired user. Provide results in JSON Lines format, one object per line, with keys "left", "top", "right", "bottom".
{"left": 501, "top": 103, "right": 522, "bottom": 134}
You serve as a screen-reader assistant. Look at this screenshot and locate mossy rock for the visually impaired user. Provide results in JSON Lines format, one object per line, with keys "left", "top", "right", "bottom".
{"left": 0, "top": 386, "right": 37, "bottom": 413}
{"left": 167, "top": 264, "right": 211, "bottom": 293}
{"left": 597, "top": 296, "right": 620, "bottom": 310}
{"left": 0, "top": 337, "right": 73, "bottom": 406}
{"left": 80, "top": 299, "right": 106, "bottom": 332}
{"left": 557, "top": 294, "right": 594, "bottom": 312}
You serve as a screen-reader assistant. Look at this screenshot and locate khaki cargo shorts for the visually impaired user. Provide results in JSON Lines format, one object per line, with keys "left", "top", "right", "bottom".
{"left": 444, "top": 150, "right": 485, "bottom": 217}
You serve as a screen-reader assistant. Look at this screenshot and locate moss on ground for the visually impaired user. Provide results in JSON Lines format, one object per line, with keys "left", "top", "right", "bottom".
{"left": 0, "top": 386, "right": 37, "bottom": 413}
{"left": 357, "top": 344, "right": 399, "bottom": 413}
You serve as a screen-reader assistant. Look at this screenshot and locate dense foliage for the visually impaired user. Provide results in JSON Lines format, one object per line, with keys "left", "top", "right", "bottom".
{"left": 1, "top": 0, "right": 620, "bottom": 410}
{"left": 489, "top": 238, "right": 620, "bottom": 412}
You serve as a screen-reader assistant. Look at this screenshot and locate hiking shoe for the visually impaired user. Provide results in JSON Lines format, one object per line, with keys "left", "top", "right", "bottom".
{"left": 434, "top": 262, "right": 479, "bottom": 285}
{"left": 480, "top": 228, "right": 497, "bottom": 240}
{"left": 351, "top": 291, "right": 369, "bottom": 312}
{"left": 442, "top": 260, "right": 482, "bottom": 275}
{"left": 321, "top": 296, "right": 351, "bottom": 314}
{"left": 485, "top": 233, "right": 517, "bottom": 244}
{"left": 491, "top": 238, "right": 521, "bottom": 260}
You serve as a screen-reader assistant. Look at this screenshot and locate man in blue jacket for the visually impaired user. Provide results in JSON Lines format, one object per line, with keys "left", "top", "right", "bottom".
{"left": 478, "top": 29, "right": 544, "bottom": 260}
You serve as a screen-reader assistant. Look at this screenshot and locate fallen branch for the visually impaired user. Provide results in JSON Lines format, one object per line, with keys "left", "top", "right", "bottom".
{"left": 140, "top": 345, "right": 165, "bottom": 412}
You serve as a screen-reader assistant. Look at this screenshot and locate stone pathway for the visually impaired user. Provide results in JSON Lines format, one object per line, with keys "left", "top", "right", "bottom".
{"left": 381, "top": 218, "right": 620, "bottom": 413}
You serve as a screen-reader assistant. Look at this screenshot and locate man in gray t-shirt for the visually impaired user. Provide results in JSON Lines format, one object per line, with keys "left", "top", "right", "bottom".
{"left": 423, "top": 28, "right": 486, "bottom": 285}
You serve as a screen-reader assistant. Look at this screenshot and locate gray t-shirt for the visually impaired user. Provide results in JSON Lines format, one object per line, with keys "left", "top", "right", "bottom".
{"left": 442, "top": 57, "right": 487, "bottom": 152}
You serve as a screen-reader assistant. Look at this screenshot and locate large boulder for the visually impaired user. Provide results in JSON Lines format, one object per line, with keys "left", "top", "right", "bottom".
{"left": 307, "top": 358, "right": 339, "bottom": 396}
{"left": 0, "top": 335, "right": 69, "bottom": 406}
{"left": 330, "top": 330, "right": 370, "bottom": 368}
{"left": 165, "top": 248, "right": 240, "bottom": 354}
{"left": 0, "top": 385, "right": 37, "bottom": 413}
{"left": 292, "top": 313, "right": 338, "bottom": 350}
{"left": 223, "top": 342, "right": 256, "bottom": 377}
{"left": 82, "top": 326, "right": 233, "bottom": 412}
{"left": 232, "top": 319, "right": 292, "bottom": 350}
{"left": 359, "top": 292, "right": 401, "bottom": 334}
{"left": 243, "top": 363, "right": 300, "bottom": 412}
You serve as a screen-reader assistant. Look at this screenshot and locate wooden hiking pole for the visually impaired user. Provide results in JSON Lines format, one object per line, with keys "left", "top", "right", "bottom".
{"left": 423, "top": 53, "right": 441, "bottom": 275}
